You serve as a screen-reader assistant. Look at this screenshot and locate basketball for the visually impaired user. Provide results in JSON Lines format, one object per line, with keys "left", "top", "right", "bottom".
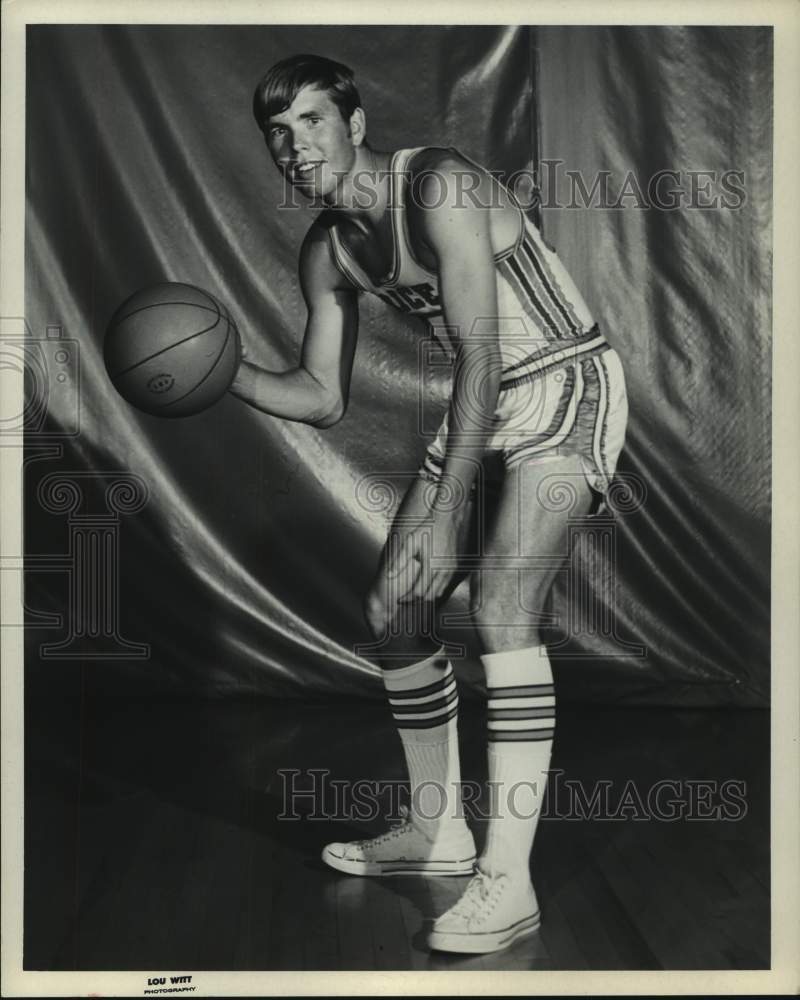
{"left": 104, "top": 282, "right": 242, "bottom": 417}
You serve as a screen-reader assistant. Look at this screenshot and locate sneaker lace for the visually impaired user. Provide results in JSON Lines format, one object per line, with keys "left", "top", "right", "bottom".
{"left": 353, "top": 805, "right": 416, "bottom": 849}
{"left": 447, "top": 869, "right": 498, "bottom": 918}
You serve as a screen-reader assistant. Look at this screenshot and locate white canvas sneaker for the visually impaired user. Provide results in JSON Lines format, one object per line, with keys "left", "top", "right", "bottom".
{"left": 427, "top": 869, "right": 541, "bottom": 953}
{"left": 321, "top": 806, "right": 476, "bottom": 876}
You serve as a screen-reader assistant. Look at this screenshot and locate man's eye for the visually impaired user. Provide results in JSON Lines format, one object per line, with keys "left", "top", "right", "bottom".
{"left": 308, "top": 117, "right": 321, "bottom": 125}
{"left": 269, "top": 126, "right": 286, "bottom": 139}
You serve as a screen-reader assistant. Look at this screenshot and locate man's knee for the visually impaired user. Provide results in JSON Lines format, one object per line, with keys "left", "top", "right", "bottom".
{"left": 470, "top": 576, "right": 548, "bottom": 636}
{"left": 471, "top": 594, "right": 506, "bottom": 635}
{"left": 470, "top": 574, "right": 504, "bottom": 633}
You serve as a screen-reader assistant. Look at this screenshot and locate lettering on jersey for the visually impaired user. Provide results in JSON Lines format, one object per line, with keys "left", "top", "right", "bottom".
{"left": 376, "top": 282, "right": 441, "bottom": 316}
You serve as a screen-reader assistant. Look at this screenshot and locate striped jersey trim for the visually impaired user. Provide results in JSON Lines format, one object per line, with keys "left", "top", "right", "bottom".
{"left": 519, "top": 236, "right": 583, "bottom": 336}
{"left": 325, "top": 147, "right": 595, "bottom": 355}
{"left": 499, "top": 234, "right": 584, "bottom": 340}
{"left": 591, "top": 353, "right": 612, "bottom": 485}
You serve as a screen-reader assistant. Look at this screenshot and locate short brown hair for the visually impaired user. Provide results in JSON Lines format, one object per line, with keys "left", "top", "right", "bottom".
{"left": 253, "top": 54, "right": 362, "bottom": 131}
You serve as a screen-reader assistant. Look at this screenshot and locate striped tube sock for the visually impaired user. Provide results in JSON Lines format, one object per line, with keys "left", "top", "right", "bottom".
{"left": 382, "top": 650, "right": 465, "bottom": 837}
{"left": 479, "top": 644, "right": 555, "bottom": 879}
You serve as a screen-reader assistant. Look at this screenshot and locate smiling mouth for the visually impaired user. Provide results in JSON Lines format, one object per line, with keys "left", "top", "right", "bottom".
{"left": 290, "top": 162, "right": 323, "bottom": 181}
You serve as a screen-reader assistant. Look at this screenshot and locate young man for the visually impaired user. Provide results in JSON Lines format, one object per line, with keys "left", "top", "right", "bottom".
{"left": 230, "top": 54, "right": 628, "bottom": 954}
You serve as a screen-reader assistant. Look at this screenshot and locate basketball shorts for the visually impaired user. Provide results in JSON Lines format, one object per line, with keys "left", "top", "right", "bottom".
{"left": 419, "top": 345, "right": 628, "bottom": 503}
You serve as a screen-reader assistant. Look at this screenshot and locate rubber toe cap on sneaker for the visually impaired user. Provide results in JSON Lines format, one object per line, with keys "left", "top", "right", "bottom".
{"left": 322, "top": 843, "right": 347, "bottom": 862}
{"left": 431, "top": 911, "right": 467, "bottom": 934}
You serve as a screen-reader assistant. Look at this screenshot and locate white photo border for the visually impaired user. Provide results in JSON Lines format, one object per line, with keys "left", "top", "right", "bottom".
{"left": 2, "top": 1, "right": 798, "bottom": 996}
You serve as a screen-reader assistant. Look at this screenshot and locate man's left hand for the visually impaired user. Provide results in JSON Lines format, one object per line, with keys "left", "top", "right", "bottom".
{"left": 388, "top": 509, "right": 463, "bottom": 608}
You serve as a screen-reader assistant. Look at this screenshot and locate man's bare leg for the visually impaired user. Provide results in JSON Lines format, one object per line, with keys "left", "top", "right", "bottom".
{"left": 429, "top": 453, "right": 593, "bottom": 952}
{"left": 322, "top": 474, "right": 477, "bottom": 876}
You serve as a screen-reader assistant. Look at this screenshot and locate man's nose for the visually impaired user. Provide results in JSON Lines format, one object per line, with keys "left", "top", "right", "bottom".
{"left": 291, "top": 131, "right": 309, "bottom": 154}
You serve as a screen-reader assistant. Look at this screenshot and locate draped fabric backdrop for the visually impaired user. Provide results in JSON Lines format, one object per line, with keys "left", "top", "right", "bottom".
{"left": 534, "top": 27, "right": 772, "bottom": 705}
{"left": 24, "top": 25, "right": 771, "bottom": 705}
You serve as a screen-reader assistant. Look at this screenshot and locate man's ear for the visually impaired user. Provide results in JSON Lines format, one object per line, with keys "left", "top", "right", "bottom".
{"left": 348, "top": 107, "right": 367, "bottom": 146}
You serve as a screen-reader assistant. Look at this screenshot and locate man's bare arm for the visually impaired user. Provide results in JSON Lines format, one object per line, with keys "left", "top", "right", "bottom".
{"left": 392, "top": 158, "right": 502, "bottom": 603}
{"left": 228, "top": 223, "right": 359, "bottom": 428}
{"left": 421, "top": 159, "right": 502, "bottom": 511}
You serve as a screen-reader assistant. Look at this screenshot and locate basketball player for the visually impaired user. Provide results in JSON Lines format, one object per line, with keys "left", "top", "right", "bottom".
{"left": 229, "top": 54, "right": 628, "bottom": 954}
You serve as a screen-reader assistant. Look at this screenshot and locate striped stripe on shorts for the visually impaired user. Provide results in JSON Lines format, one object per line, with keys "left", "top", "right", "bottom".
{"left": 420, "top": 342, "right": 628, "bottom": 502}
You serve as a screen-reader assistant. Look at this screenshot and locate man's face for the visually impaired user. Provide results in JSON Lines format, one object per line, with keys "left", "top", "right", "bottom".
{"left": 265, "top": 85, "right": 358, "bottom": 201}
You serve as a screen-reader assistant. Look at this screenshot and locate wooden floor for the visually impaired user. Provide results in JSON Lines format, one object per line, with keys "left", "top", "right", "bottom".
{"left": 24, "top": 691, "right": 769, "bottom": 971}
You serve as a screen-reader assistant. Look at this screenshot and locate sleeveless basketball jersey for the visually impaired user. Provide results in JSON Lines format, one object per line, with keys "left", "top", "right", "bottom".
{"left": 327, "top": 147, "right": 609, "bottom": 388}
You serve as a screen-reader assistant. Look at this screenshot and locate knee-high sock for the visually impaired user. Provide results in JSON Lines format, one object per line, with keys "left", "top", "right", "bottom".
{"left": 479, "top": 644, "right": 555, "bottom": 879}
{"left": 382, "top": 649, "right": 466, "bottom": 838}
